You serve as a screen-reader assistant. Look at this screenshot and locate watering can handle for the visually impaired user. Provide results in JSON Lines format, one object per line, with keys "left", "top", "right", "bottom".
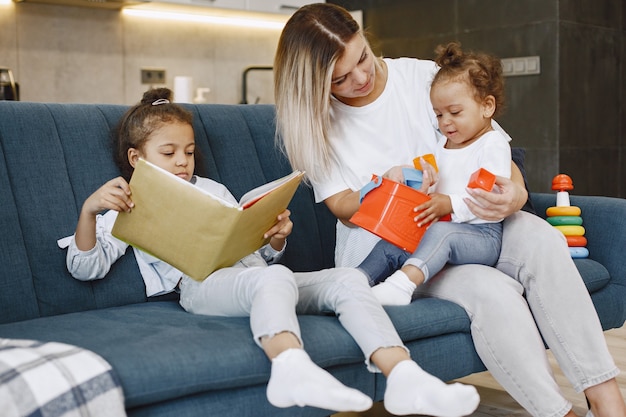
{"left": 359, "top": 175, "right": 383, "bottom": 203}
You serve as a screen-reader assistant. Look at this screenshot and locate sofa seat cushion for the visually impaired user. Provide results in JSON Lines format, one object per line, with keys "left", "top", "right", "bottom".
{"left": 0, "top": 303, "right": 271, "bottom": 408}
{"left": 574, "top": 258, "right": 611, "bottom": 292}
{"left": 0, "top": 298, "right": 470, "bottom": 408}
{"left": 385, "top": 298, "right": 469, "bottom": 340}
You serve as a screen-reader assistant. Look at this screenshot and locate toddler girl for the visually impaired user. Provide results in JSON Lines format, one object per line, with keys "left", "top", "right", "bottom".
{"left": 360, "top": 42, "right": 512, "bottom": 306}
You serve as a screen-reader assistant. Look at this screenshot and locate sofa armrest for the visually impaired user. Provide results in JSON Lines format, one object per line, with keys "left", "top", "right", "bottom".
{"left": 531, "top": 192, "right": 626, "bottom": 289}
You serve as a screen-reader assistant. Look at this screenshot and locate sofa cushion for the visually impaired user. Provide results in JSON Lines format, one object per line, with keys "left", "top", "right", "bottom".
{"left": 0, "top": 129, "right": 39, "bottom": 324}
{"left": 0, "top": 297, "right": 470, "bottom": 409}
{"left": 573, "top": 258, "right": 611, "bottom": 293}
{"left": 0, "top": 103, "right": 148, "bottom": 318}
{"left": 384, "top": 298, "right": 469, "bottom": 340}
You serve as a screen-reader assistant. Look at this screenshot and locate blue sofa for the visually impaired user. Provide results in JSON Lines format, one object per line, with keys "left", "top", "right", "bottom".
{"left": 0, "top": 101, "right": 624, "bottom": 417}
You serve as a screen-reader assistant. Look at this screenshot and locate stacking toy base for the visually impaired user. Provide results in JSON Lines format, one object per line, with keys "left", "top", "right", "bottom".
{"left": 569, "top": 247, "right": 589, "bottom": 258}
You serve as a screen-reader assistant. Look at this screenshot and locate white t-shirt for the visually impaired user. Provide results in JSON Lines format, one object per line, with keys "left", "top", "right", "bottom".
{"left": 313, "top": 58, "right": 440, "bottom": 203}
{"left": 436, "top": 130, "right": 511, "bottom": 223}
{"left": 310, "top": 58, "right": 441, "bottom": 267}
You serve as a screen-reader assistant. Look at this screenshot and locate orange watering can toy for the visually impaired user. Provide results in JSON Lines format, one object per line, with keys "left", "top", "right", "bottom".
{"left": 350, "top": 155, "right": 493, "bottom": 252}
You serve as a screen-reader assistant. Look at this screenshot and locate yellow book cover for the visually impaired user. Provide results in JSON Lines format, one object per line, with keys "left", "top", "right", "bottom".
{"left": 111, "top": 159, "right": 304, "bottom": 281}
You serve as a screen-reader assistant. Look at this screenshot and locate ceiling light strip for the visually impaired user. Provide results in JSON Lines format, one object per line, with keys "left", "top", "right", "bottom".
{"left": 122, "top": 8, "right": 285, "bottom": 29}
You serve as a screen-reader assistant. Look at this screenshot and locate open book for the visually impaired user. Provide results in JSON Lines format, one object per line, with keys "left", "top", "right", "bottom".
{"left": 111, "top": 159, "right": 304, "bottom": 281}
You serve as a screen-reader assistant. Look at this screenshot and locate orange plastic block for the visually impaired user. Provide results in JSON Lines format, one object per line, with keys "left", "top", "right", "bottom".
{"left": 413, "top": 154, "right": 438, "bottom": 173}
{"left": 350, "top": 177, "right": 431, "bottom": 252}
{"left": 467, "top": 168, "right": 496, "bottom": 191}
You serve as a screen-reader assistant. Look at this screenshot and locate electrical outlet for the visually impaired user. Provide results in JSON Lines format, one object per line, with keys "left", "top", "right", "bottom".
{"left": 141, "top": 68, "right": 166, "bottom": 85}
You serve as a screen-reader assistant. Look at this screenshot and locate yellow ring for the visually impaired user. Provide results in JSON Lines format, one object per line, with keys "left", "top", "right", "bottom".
{"left": 555, "top": 225, "right": 585, "bottom": 236}
{"left": 546, "top": 206, "right": 581, "bottom": 217}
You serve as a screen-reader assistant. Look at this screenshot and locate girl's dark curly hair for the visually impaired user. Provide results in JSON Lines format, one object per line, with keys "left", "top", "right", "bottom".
{"left": 432, "top": 42, "right": 505, "bottom": 117}
{"left": 113, "top": 88, "right": 194, "bottom": 181}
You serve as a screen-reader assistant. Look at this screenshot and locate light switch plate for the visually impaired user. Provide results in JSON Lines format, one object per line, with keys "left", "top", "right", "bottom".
{"left": 501, "top": 56, "right": 540, "bottom": 77}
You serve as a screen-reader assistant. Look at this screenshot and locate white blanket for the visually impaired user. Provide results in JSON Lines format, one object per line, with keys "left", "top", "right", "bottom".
{"left": 0, "top": 338, "right": 126, "bottom": 417}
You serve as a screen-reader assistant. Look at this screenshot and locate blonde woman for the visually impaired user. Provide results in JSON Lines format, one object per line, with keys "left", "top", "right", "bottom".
{"left": 274, "top": 4, "right": 625, "bottom": 417}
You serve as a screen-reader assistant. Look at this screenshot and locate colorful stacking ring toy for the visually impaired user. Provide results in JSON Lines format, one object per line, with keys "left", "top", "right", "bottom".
{"left": 545, "top": 174, "right": 588, "bottom": 259}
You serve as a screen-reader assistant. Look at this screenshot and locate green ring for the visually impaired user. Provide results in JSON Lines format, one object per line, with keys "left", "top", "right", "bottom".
{"left": 547, "top": 216, "right": 583, "bottom": 226}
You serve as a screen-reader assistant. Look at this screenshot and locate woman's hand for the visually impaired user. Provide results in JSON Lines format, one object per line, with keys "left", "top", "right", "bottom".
{"left": 464, "top": 175, "right": 527, "bottom": 221}
{"left": 383, "top": 161, "right": 438, "bottom": 194}
{"left": 382, "top": 165, "right": 412, "bottom": 183}
{"left": 265, "top": 209, "right": 293, "bottom": 251}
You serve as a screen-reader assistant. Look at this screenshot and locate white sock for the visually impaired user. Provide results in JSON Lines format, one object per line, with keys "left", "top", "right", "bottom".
{"left": 384, "top": 360, "right": 480, "bottom": 417}
{"left": 266, "top": 348, "right": 373, "bottom": 412}
{"left": 371, "top": 270, "right": 416, "bottom": 306}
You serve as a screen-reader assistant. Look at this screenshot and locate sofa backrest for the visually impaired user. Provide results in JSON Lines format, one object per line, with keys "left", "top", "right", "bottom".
{"left": 0, "top": 102, "right": 336, "bottom": 324}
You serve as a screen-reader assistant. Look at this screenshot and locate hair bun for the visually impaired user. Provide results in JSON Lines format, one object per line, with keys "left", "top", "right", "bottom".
{"left": 434, "top": 42, "right": 464, "bottom": 68}
{"left": 141, "top": 88, "right": 173, "bottom": 105}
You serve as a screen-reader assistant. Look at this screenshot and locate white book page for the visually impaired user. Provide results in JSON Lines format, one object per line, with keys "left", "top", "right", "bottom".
{"left": 239, "top": 171, "right": 303, "bottom": 208}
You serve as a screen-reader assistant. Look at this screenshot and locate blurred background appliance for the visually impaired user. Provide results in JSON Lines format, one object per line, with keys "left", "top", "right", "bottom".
{"left": 0, "top": 68, "right": 19, "bottom": 101}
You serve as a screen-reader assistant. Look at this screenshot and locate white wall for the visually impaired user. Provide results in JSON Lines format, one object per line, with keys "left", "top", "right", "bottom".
{"left": 0, "top": 1, "right": 281, "bottom": 104}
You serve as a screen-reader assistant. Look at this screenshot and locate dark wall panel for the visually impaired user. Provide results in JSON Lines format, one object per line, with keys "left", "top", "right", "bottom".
{"left": 330, "top": 0, "right": 625, "bottom": 197}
